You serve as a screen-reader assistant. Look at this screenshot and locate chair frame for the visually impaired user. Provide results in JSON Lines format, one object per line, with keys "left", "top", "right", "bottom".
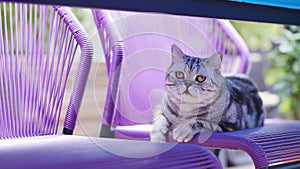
{"left": 54, "top": 6, "right": 93, "bottom": 135}
{"left": 0, "top": 2, "right": 93, "bottom": 138}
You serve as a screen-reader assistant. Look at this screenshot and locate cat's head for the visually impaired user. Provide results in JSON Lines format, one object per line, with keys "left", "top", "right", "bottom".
{"left": 165, "top": 44, "right": 224, "bottom": 103}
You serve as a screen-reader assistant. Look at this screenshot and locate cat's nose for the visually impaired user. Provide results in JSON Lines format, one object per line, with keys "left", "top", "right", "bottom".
{"left": 185, "top": 82, "right": 192, "bottom": 88}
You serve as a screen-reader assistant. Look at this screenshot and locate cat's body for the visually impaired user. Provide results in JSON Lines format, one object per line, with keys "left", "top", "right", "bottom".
{"left": 150, "top": 45, "right": 264, "bottom": 143}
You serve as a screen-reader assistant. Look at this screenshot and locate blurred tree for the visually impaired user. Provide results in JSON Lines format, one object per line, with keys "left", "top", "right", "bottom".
{"left": 231, "top": 20, "right": 282, "bottom": 52}
{"left": 71, "top": 8, "right": 96, "bottom": 33}
{"left": 265, "top": 25, "right": 300, "bottom": 119}
{"left": 231, "top": 20, "right": 300, "bottom": 120}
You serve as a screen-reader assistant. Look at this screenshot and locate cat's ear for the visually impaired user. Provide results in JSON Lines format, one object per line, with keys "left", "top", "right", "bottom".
{"left": 205, "top": 52, "right": 223, "bottom": 72}
{"left": 171, "top": 44, "right": 184, "bottom": 62}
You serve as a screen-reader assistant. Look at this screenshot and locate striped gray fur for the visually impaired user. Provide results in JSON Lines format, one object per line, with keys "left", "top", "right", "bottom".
{"left": 150, "top": 44, "right": 264, "bottom": 143}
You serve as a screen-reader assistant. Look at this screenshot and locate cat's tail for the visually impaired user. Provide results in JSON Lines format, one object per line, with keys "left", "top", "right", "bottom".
{"left": 251, "top": 90, "right": 265, "bottom": 127}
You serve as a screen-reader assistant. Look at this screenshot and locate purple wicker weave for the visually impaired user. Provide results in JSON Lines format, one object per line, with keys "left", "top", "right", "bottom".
{"left": 0, "top": 135, "right": 222, "bottom": 169}
{"left": 0, "top": 2, "right": 92, "bottom": 139}
{"left": 93, "top": 9, "right": 300, "bottom": 169}
{"left": 114, "top": 119, "right": 300, "bottom": 168}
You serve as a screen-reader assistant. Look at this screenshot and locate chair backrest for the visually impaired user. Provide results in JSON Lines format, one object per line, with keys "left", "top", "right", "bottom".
{"left": 0, "top": 2, "right": 93, "bottom": 139}
{"left": 93, "top": 9, "right": 249, "bottom": 127}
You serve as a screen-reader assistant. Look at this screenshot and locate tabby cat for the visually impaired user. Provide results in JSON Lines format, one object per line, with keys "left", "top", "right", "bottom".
{"left": 150, "top": 44, "right": 264, "bottom": 143}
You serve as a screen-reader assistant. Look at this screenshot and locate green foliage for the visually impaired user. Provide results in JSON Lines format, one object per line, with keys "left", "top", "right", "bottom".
{"left": 0, "top": 4, "right": 53, "bottom": 52}
{"left": 232, "top": 21, "right": 300, "bottom": 119}
{"left": 231, "top": 20, "right": 282, "bottom": 52}
{"left": 71, "top": 8, "right": 97, "bottom": 38}
{"left": 265, "top": 25, "right": 300, "bottom": 119}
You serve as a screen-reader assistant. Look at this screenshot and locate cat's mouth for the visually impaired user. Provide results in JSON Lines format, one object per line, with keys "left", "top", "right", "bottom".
{"left": 183, "top": 90, "right": 190, "bottom": 95}
{"left": 182, "top": 90, "right": 197, "bottom": 98}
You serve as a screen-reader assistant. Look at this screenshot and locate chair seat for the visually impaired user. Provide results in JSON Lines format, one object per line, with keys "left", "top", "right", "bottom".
{"left": 114, "top": 119, "right": 296, "bottom": 140}
{"left": 0, "top": 135, "right": 222, "bottom": 169}
{"left": 115, "top": 124, "right": 153, "bottom": 140}
{"left": 114, "top": 119, "right": 300, "bottom": 168}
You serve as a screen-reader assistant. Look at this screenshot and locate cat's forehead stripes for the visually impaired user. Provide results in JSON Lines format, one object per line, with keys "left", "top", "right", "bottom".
{"left": 184, "top": 55, "right": 203, "bottom": 72}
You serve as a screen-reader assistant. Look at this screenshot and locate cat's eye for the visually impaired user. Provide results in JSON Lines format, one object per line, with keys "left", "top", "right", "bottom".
{"left": 175, "top": 71, "right": 185, "bottom": 79}
{"left": 195, "top": 75, "right": 206, "bottom": 83}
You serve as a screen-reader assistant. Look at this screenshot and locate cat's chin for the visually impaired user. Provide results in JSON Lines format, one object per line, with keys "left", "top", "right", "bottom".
{"left": 177, "top": 94, "right": 201, "bottom": 103}
{"left": 184, "top": 93, "right": 199, "bottom": 99}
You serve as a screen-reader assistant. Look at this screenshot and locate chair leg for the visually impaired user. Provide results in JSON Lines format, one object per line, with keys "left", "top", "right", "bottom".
{"left": 63, "top": 128, "right": 74, "bottom": 135}
{"left": 99, "top": 124, "right": 115, "bottom": 138}
{"left": 213, "top": 149, "right": 220, "bottom": 157}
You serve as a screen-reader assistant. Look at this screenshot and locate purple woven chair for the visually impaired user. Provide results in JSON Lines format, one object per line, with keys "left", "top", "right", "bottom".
{"left": 93, "top": 9, "right": 300, "bottom": 168}
{"left": 0, "top": 135, "right": 222, "bottom": 169}
{"left": 0, "top": 2, "right": 93, "bottom": 139}
{"left": 93, "top": 10, "right": 249, "bottom": 135}
{"left": 93, "top": 9, "right": 249, "bottom": 127}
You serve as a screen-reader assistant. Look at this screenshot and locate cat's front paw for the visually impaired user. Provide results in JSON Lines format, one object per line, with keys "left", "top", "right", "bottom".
{"left": 173, "top": 123, "right": 199, "bottom": 142}
{"left": 150, "top": 130, "right": 168, "bottom": 143}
